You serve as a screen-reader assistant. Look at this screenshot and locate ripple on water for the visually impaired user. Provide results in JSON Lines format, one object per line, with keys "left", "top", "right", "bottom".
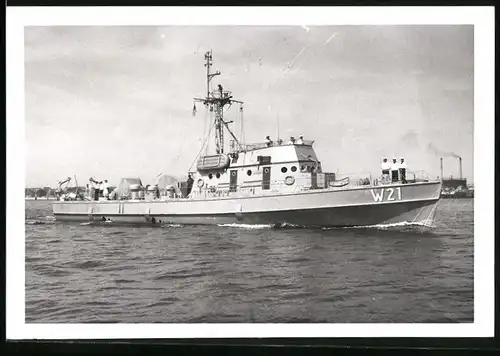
{"left": 24, "top": 199, "right": 474, "bottom": 323}
{"left": 70, "top": 260, "right": 106, "bottom": 269}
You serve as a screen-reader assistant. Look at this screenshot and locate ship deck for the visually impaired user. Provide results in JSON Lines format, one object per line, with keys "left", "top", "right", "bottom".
{"left": 53, "top": 180, "right": 440, "bottom": 204}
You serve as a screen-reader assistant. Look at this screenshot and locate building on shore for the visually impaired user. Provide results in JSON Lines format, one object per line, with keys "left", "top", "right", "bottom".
{"left": 439, "top": 157, "right": 473, "bottom": 199}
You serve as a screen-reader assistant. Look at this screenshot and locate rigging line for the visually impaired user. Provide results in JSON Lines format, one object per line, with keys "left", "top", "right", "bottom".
{"left": 221, "top": 119, "right": 241, "bottom": 149}
{"left": 240, "top": 105, "right": 245, "bottom": 145}
{"left": 262, "top": 45, "right": 309, "bottom": 94}
{"left": 277, "top": 112, "right": 280, "bottom": 141}
{"left": 282, "top": 46, "right": 307, "bottom": 77}
{"left": 188, "top": 120, "right": 216, "bottom": 172}
{"left": 203, "top": 106, "right": 210, "bottom": 155}
{"left": 320, "top": 32, "right": 337, "bottom": 53}
{"left": 202, "top": 104, "right": 208, "bottom": 142}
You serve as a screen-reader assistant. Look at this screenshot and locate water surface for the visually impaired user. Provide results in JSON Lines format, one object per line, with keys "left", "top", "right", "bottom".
{"left": 25, "top": 199, "right": 473, "bottom": 323}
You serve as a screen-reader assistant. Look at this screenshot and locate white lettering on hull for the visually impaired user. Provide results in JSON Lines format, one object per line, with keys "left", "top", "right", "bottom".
{"left": 370, "top": 187, "right": 402, "bottom": 202}
{"left": 371, "top": 189, "right": 384, "bottom": 202}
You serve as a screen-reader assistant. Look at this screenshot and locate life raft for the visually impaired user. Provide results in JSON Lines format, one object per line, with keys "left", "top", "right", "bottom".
{"left": 329, "top": 177, "right": 350, "bottom": 187}
{"left": 196, "top": 154, "right": 230, "bottom": 171}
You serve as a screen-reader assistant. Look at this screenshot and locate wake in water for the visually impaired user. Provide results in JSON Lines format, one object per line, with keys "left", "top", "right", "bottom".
{"left": 42, "top": 217, "right": 434, "bottom": 230}
{"left": 25, "top": 220, "right": 54, "bottom": 225}
{"left": 326, "top": 220, "right": 436, "bottom": 231}
{"left": 218, "top": 223, "right": 275, "bottom": 230}
{"left": 218, "top": 222, "right": 315, "bottom": 230}
{"left": 78, "top": 221, "right": 185, "bottom": 228}
{"left": 161, "top": 224, "right": 184, "bottom": 228}
{"left": 25, "top": 215, "right": 57, "bottom": 225}
{"left": 219, "top": 221, "right": 435, "bottom": 231}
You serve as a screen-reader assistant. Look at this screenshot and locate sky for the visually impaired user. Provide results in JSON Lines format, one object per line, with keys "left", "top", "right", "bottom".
{"left": 24, "top": 25, "right": 474, "bottom": 187}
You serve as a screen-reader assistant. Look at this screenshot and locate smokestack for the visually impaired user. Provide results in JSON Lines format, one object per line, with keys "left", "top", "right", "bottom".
{"left": 459, "top": 156, "right": 463, "bottom": 179}
{"left": 440, "top": 157, "right": 443, "bottom": 180}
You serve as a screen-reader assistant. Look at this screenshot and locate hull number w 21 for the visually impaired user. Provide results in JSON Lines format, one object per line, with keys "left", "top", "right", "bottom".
{"left": 370, "top": 187, "right": 402, "bottom": 202}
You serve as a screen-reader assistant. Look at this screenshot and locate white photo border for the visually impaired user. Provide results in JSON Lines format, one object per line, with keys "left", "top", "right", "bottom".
{"left": 7, "top": 6, "right": 495, "bottom": 339}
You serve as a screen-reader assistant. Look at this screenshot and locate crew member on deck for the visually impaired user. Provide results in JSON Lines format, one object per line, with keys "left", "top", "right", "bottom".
{"left": 98, "top": 181, "right": 104, "bottom": 198}
{"left": 399, "top": 158, "right": 407, "bottom": 184}
{"left": 381, "top": 157, "right": 390, "bottom": 183}
{"left": 277, "top": 138, "right": 283, "bottom": 145}
{"left": 109, "top": 188, "right": 118, "bottom": 200}
{"left": 90, "top": 178, "right": 99, "bottom": 201}
{"left": 296, "top": 135, "right": 304, "bottom": 144}
{"left": 265, "top": 135, "right": 273, "bottom": 147}
{"left": 186, "top": 174, "right": 194, "bottom": 197}
{"left": 390, "top": 158, "right": 400, "bottom": 183}
{"left": 288, "top": 136, "right": 295, "bottom": 145}
{"left": 103, "top": 180, "right": 109, "bottom": 199}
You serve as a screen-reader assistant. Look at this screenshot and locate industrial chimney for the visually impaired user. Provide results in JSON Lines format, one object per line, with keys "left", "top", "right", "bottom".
{"left": 440, "top": 157, "right": 443, "bottom": 180}
{"left": 459, "top": 156, "right": 463, "bottom": 179}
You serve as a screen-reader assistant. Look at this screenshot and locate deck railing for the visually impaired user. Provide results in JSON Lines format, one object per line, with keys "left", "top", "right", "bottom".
{"left": 231, "top": 140, "right": 315, "bottom": 152}
{"left": 334, "top": 170, "right": 433, "bottom": 187}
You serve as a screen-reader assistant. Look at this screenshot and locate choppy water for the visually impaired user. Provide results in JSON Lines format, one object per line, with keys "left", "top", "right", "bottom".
{"left": 25, "top": 199, "right": 473, "bottom": 323}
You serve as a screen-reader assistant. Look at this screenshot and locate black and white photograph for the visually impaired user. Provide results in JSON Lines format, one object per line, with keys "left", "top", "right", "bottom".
{"left": 7, "top": 7, "right": 494, "bottom": 338}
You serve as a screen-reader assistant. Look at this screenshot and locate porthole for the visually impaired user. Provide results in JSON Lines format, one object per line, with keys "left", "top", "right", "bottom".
{"left": 216, "top": 173, "right": 221, "bottom": 178}
{"left": 208, "top": 173, "right": 213, "bottom": 179}
{"left": 247, "top": 170, "right": 252, "bottom": 176}
{"left": 291, "top": 166, "right": 297, "bottom": 172}
{"left": 281, "top": 167, "right": 288, "bottom": 173}
{"left": 264, "top": 168, "right": 270, "bottom": 173}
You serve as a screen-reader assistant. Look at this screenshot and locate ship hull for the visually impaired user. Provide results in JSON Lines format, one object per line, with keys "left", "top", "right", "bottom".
{"left": 52, "top": 181, "right": 441, "bottom": 227}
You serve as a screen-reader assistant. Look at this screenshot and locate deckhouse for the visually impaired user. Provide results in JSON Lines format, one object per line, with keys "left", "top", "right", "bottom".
{"left": 190, "top": 140, "right": 338, "bottom": 199}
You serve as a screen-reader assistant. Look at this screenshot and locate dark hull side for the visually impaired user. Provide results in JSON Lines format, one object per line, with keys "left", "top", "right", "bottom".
{"left": 54, "top": 199, "right": 439, "bottom": 228}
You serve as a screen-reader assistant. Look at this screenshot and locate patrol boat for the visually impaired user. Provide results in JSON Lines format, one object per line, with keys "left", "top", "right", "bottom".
{"left": 52, "top": 51, "right": 442, "bottom": 227}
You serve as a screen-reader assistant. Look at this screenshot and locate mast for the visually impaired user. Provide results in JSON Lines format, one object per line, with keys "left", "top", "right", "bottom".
{"left": 193, "top": 51, "right": 243, "bottom": 154}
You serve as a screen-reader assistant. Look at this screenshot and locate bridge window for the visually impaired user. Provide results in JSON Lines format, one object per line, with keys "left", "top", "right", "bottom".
{"left": 216, "top": 173, "right": 221, "bottom": 179}
{"left": 281, "top": 167, "right": 288, "bottom": 173}
{"left": 208, "top": 173, "right": 213, "bottom": 179}
{"left": 247, "top": 170, "right": 252, "bottom": 176}
{"left": 306, "top": 166, "right": 311, "bottom": 172}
